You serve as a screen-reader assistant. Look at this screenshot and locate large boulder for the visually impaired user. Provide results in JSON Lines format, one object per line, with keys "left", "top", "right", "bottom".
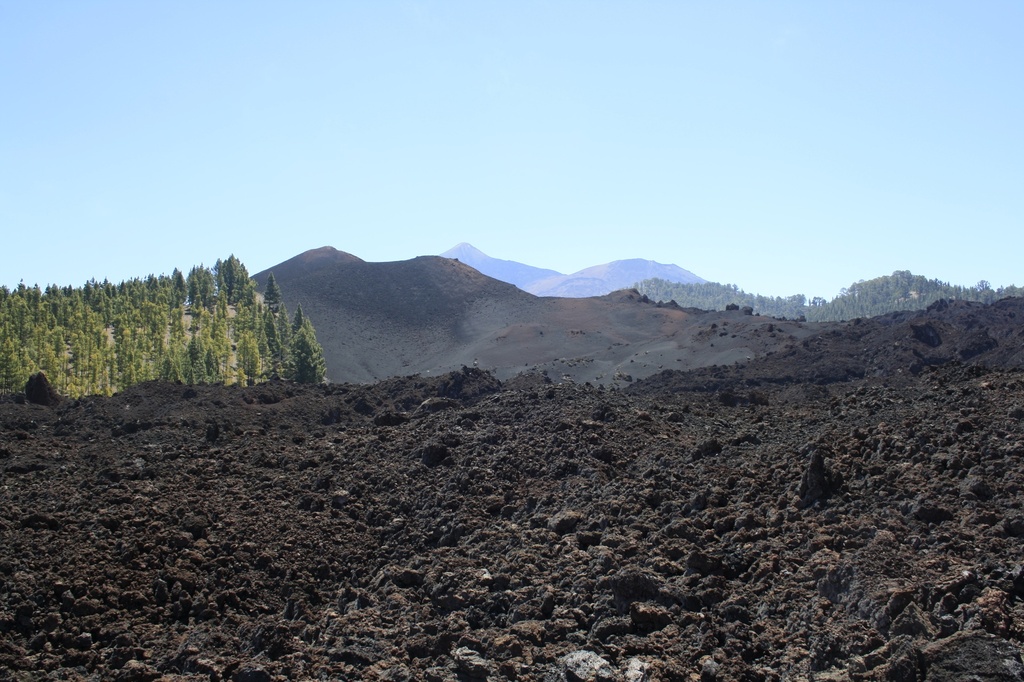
{"left": 25, "top": 371, "right": 61, "bottom": 406}
{"left": 922, "top": 630, "right": 1024, "bottom": 680}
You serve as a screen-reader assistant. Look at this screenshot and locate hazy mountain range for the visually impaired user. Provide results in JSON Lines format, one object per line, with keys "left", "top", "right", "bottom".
{"left": 439, "top": 243, "right": 705, "bottom": 297}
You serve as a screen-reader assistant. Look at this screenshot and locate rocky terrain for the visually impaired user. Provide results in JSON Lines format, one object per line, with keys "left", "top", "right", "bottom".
{"left": 3, "top": 295, "right": 1024, "bottom": 680}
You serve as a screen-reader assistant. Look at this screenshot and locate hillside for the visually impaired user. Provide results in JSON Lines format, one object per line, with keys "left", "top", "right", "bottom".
{"left": 637, "top": 271, "right": 1024, "bottom": 322}
{"left": 629, "top": 297, "right": 1024, "bottom": 398}
{"left": 255, "top": 249, "right": 812, "bottom": 386}
{"left": 0, "top": 255, "right": 324, "bottom": 398}
{"left": 256, "top": 251, "right": 538, "bottom": 383}
{"left": 255, "top": 249, "right": 1024, "bottom": 393}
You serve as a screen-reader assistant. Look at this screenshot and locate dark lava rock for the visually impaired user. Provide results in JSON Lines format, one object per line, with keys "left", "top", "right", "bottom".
{"left": 233, "top": 666, "right": 272, "bottom": 682}
{"left": 1004, "top": 516, "right": 1024, "bottom": 537}
{"left": 415, "top": 442, "right": 449, "bottom": 467}
{"left": 913, "top": 502, "right": 955, "bottom": 524}
{"left": 921, "top": 630, "right": 1024, "bottom": 681}
{"left": 547, "top": 511, "right": 583, "bottom": 535}
{"left": 608, "top": 568, "right": 663, "bottom": 610}
{"left": 4, "top": 356, "right": 1024, "bottom": 680}
{"left": 629, "top": 601, "right": 672, "bottom": 632}
{"left": 25, "top": 371, "right": 61, "bottom": 406}
{"left": 912, "top": 322, "right": 943, "bottom": 348}
{"left": 694, "top": 438, "right": 723, "bottom": 459}
{"left": 453, "top": 646, "right": 491, "bottom": 679}
{"left": 798, "top": 447, "right": 834, "bottom": 505}
{"left": 958, "top": 330, "right": 998, "bottom": 361}
{"left": 436, "top": 365, "right": 503, "bottom": 400}
{"left": 373, "top": 411, "right": 409, "bottom": 426}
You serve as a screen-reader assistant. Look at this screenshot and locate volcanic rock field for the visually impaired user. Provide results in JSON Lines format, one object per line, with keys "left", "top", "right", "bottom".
{"left": 3, "top": 292, "right": 1024, "bottom": 680}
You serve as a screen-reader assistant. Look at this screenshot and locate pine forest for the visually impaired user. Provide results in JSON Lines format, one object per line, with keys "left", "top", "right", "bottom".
{"left": 636, "top": 270, "right": 1024, "bottom": 322}
{"left": 0, "top": 256, "right": 326, "bottom": 397}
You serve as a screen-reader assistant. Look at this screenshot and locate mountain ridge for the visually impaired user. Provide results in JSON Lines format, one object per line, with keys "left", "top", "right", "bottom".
{"left": 439, "top": 243, "right": 562, "bottom": 292}
{"left": 254, "top": 251, "right": 722, "bottom": 384}
{"left": 439, "top": 242, "right": 704, "bottom": 297}
{"left": 254, "top": 247, "right": 1024, "bottom": 387}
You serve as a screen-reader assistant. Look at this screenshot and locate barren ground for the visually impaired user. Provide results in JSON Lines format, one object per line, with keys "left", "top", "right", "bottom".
{"left": 3, "top": 294, "right": 1024, "bottom": 681}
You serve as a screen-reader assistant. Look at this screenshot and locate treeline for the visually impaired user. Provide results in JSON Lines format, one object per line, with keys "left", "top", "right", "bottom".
{"left": 0, "top": 256, "right": 326, "bottom": 397}
{"left": 635, "top": 281, "right": 810, "bottom": 319}
{"left": 636, "top": 270, "right": 1024, "bottom": 322}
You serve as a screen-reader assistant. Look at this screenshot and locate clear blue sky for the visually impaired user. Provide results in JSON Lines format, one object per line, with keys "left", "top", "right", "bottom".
{"left": 2, "top": 2, "right": 1021, "bottom": 298}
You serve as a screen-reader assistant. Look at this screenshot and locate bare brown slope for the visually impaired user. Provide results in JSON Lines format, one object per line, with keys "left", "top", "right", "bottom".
{"left": 254, "top": 254, "right": 539, "bottom": 382}
{"left": 260, "top": 245, "right": 364, "bottom": 278}
{"left": 254, "top": 250, "right": 826, "bottom": 385}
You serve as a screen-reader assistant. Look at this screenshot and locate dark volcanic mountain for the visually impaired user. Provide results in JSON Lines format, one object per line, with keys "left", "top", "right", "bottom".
{"left": 255, "top": 247, "right": 806, "bottom": 385}
{"left": 439, "top": 243, "right": 705, "bottom": 297}
{"left": 257, "top": 245, "right": 365, "bottom": 277}
{"left": 256, "top": 248, "right": 536, "bottom": 383}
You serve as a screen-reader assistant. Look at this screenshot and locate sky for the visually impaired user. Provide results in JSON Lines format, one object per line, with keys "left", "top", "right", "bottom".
{"left": 2, "top": 2, "right": 1021, "bottom": 299}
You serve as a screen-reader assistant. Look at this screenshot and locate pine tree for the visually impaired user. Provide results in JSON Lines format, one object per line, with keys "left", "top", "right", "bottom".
{"left": 263, "top": 310, "right": 283, "bottom": 376}
{"left": 186, "top": 334, "right": 206, "bottom": 384}
{"left": 275, "top": 301, "right": 292, "bottom": 364}
{"left": 159, "top": 343, "right": 186, "bottom": 383}
{"left": 171, "top": 269, "right": 188, "bottom": 307}
{"left": 236, "top": 330, "right": 261, "bottom": 386}
{"left": 186, "top": 266, "right": 216, "bottom": 311}
{"left": 286, "top": 318, "right": 326, "bottom": 384}
{"left": 0, "top": 332, "right": 25, "bottom": 394}
{"left": 264, "top": 273, "right": 282, "bottom": 312}
{"left": 214, "top": 255, "right": 252, "bottom": 305}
